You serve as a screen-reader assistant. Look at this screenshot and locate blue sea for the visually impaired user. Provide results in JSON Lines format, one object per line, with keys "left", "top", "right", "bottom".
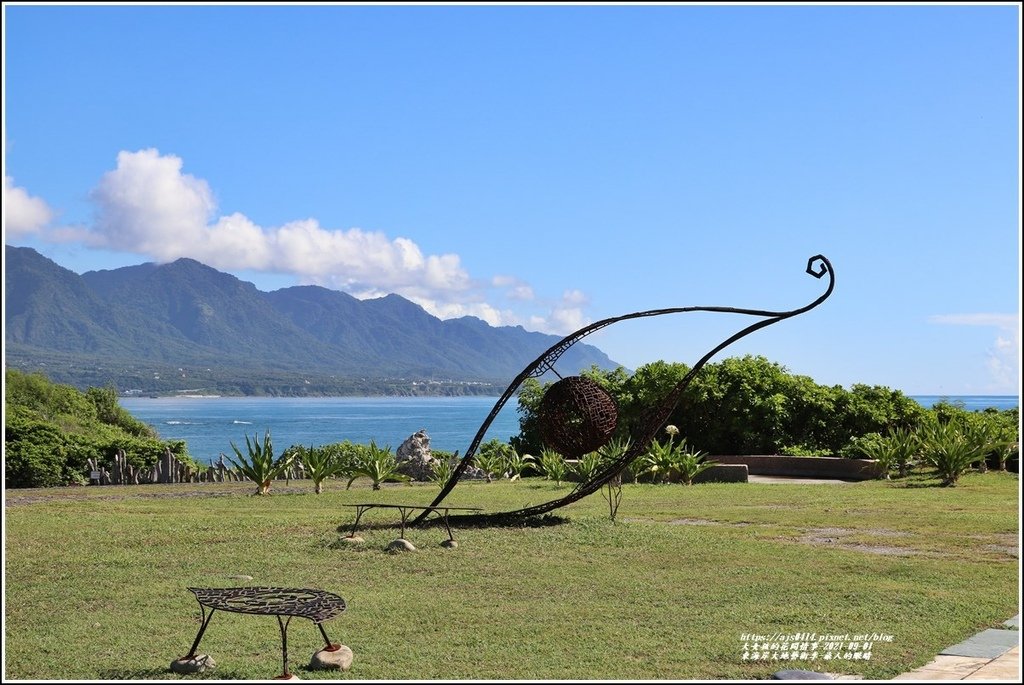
{"left": 119, "top": 396, "right": 523, "bottom": 465}
{"left": 120, "top": 394, "right": 1018, "bottom": 466}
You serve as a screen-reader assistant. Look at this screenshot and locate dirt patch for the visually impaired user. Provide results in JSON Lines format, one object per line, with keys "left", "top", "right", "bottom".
{"left": 796, "top": 527, "right": 939, "bottom": 557}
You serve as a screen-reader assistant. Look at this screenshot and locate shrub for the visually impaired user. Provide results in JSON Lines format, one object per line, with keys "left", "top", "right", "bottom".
{"left": 504, "top": 451, "right": 536, "bottom": 481}
{"left": 572, "top": 451, "right": 606, "bottom": 482}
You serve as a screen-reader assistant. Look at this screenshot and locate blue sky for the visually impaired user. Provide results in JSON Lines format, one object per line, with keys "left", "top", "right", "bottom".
{"left": 3, "top": 3, "right": 1020, "bottom": 396}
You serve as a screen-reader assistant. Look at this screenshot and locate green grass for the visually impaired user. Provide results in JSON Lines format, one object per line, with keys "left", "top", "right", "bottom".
{"left": 4, "top": 471, "right": 1018, "bottom": 680}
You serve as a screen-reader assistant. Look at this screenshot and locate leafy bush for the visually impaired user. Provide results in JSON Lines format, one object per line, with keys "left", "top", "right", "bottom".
{"left": 504, "top": 451, "right": 536, "bottom": 481}
{"left": 4, "top": 370, "right": 191, "bottom": 487}
{"left": 572, "top": 451, "right": 606, "bottom": 482}
{"left": 514, "top": 356, "right": 933, "bottom": 458}
{"left": 917, "top": 419, "right": 989, "bottom": 487}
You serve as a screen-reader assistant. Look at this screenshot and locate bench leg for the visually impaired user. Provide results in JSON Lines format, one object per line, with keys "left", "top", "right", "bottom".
{"left": 317, "top": 622, "right": 340, "bottom": 651}
{"left": 349, "top": 506, "right": 368, "bottom": 537}
{"left": 184, "top": 606, "right": 216, "bottom": 658}
{"left": 275, "top": 615, "right": 293, "bottom": 678}
{"left": 441, "top": 510, "right": 456, "bottom": 542}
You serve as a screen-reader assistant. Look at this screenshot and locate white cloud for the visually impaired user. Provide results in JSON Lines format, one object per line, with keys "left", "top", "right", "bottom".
{"left": 12, "top": 147, "right": 596, "bottom": 337}
{"left": 3, "top": 176, "right": 54, "bottom": 237}
{"left": 83, "top": 149, "right": 474, "bottom": 301}
{"left": 930, "top": 313, "right": 1020, "bottom": 392}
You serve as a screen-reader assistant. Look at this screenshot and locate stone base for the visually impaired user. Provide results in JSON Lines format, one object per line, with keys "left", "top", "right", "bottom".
{"left": 440, "top": 539, "right": 458, "bottom": 548}
{"left": 386, "top": 538, "right": 416, "bottom": 552}
{"left": 339, "top": 535, "right": 364, "bottom": 545}
{"left": 309, "top": 644, "right": 354, "bottom": 671}
{"left": 273, "top": 673, "right": 301, "bottom": 680}
{"left": 170, "top": 654, "right": 216, "bottom": 674}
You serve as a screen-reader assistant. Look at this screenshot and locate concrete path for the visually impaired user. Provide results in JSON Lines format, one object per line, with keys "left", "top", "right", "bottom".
{"left": 890, "top": 615, "right": 1020, "bottom": 681}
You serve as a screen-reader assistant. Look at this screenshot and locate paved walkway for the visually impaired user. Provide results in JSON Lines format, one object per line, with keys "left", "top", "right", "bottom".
{"left": 890, "top": 614, "right": 1019, "bottom": 681}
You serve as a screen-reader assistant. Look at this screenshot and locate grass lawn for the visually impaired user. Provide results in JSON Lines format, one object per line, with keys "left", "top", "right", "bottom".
{"left": 3, "top": 471, "right": 1019, "bottom": 680}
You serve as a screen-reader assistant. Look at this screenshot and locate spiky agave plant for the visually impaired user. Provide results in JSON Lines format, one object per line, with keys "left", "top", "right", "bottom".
{"left": 346, "top": 440, "right": 411, "bottom": 491}
{"left": 673, "top": 440, "right": 717, "bottom": 485}
{"left": 298, "top": 444, "right": 351, "bottom": 494}
{"left": 226, "top": 429, "right": 294, "bottom": 495}
{"left": 537, "top": 449, "right": 568, "bottom": 486}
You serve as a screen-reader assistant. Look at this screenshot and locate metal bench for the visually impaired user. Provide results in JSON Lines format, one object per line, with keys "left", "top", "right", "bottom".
{"left": 181, "top": 586, "right": 346, "bottom": 678}
{"left": 342, "top": 502, "right": 482, "bottom": 545}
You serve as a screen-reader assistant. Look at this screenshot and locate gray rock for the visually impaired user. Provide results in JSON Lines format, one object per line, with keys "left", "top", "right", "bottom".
{"left": 309, "top": 644, "right": 354, "bottom": 671}
{"left": 170, "top": 654, "right": 216, "bottom": 674}
{"left": 386, "top": 538, "right": 417, "bottom": 552}
{"left": 395, "top": 430, "right": 436, "bottom": 481}
{"left": 339, "top": 535, "right": 364, "bottom": 545}
{"left": 394, "top": 429, "right": 489, "bottom": 481}
{"left": 440, "top": 539, "right": 458, "bottom": 549}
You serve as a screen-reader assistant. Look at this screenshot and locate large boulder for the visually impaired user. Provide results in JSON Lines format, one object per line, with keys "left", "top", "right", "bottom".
{"left": 394, "top": 429, "right": 490, "bottom": 482}
{"left": 395, "top": 429, "right": 436, "bottom": 481}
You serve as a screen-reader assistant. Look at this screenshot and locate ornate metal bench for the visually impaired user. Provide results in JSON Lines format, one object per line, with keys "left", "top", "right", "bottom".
{"left": 181, "top": 586, "right": 347, "bottom": 678}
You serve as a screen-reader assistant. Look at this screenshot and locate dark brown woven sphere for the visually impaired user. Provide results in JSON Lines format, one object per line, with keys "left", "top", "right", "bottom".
{"left": 537, "top": 376, "right": 618, "bottom": 459}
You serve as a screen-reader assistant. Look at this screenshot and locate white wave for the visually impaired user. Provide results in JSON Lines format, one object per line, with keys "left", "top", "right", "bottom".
{"left": 232, "top": 420, "right": 253, "bottom": 424}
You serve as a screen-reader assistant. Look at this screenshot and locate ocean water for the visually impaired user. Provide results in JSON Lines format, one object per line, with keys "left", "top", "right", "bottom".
{"left": 909, "top": 395, "right": 1019, "bottom": 412}
{"left": 121, "top": 394, "right": 1018, "bottom": 465}
{"left": 119, "top": 396, "right": 523, "bottom": 465}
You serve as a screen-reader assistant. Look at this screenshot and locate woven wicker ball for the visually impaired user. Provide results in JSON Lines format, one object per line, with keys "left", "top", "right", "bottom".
{"left": 537, "top": 376, "right": 618, "bottom": 459}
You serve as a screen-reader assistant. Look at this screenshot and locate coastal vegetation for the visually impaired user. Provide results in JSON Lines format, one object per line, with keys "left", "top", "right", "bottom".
{"left": 5, "top": 359, "right": 1017, "bottom": 490}
{"left": 512, "top": 356, "right": 1018, "bottom": 476}
{"left": 4, "top": 369, "right": 192, "bottom": 488}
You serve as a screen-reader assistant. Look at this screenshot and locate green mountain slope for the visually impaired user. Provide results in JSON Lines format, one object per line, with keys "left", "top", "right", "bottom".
{"left": 4, "top": 245, "right": 619, "bottom": 393}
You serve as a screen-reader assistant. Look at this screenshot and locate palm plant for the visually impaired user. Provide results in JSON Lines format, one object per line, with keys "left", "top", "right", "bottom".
{"left": 994, "top": 426, "right": 1018, "bottom": 472}
{"left": 346, "top": 440, "right": 411, "bottom": 491}
{"left": 296, "top": 444, "right": 349, "bottom": 494}
{"left": 887, "top": 427, "right": 920, "bottom": 478}
{"left": 226, "top": 429, "right": 294, "bottom": 495}
{"left": 857, "top": 428, "right": 920, "bottom": 479}
{"left": 855, "top": 433, "right": 899, "bottom": 480}
{"left": 537, "top": 448, "right": 568, "bottom": 486}
{"left": 638, "top": 438, "right": 679, "bottom": 484}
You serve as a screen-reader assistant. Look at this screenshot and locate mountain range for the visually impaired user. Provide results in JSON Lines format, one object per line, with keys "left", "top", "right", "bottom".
{"left": 3, "top": 245, "right": 618, "bottom": 395}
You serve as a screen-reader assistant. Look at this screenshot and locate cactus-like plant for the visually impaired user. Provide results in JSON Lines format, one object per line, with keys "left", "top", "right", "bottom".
{"left": 226, "top": 429, "right": 294, "bottom": 495}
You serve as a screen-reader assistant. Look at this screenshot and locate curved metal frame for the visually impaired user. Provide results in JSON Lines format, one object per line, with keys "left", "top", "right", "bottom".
{"left": 413, "top": 255, "right": 834, "bottom": 524}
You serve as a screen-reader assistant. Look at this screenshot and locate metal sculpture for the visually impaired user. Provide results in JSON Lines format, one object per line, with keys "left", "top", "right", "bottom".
{"left": 413, "top": 255, "right": 834, "bottom": 524}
